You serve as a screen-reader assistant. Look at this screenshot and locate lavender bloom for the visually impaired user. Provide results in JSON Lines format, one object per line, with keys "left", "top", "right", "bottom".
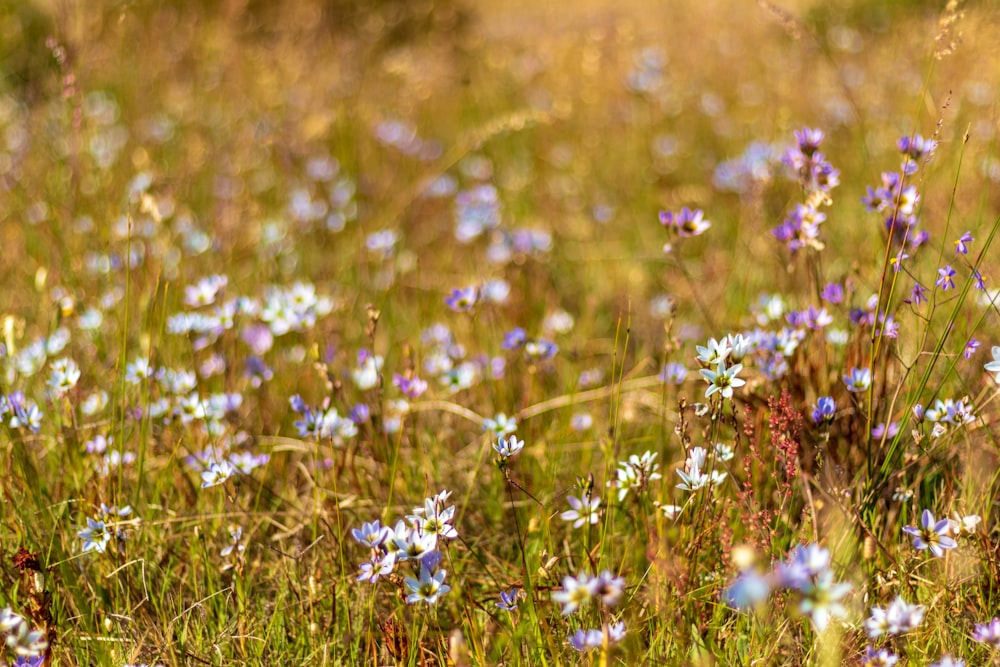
{"left": 820, "top": 283, "right": 844, "bottom": 303}
{"left": 660, "top": 362, "right": 688, "bottom": 385}
{"left": 843, "top": 367, "right": 872, "bottom": 392}
{"left": 909, "top": 281, "right": 929, "bottom": 305}
{"left": 964, "top": 338, "right": 980, "bottom": 359}
{"left": 861, "top": 645, "right": 898, "bottom": 667}
{"left": 496, "top": 588, "right": 522, "bottom": 611}
{"left": 501, "top": 327, "right": 527, "bottom": 350}
{"left": 954, "top": 231, "right": 974, "bottom": 254}
{"left": 811, "top": 396, "right": 835, "bottom": 424}
{"left": 351, "top": 520, "right": 391, "bottom": 549}
{"left": 445, "top": 286, "right": 478, "bottom": 312}
{"left": 404, "top": 565, "right": 450, "bottom": 605}
{"left": 560, "top": 494, "right": 601, "bottom": 528}
{"left": 936, "top": 265, "right": 956, "bottom": 291}
{"left": 870, "top": 422, "right": 899, "bottom": 439}
{"left": 392, "top": 373, "right": 428, "bottom": 399}
{"left": 660, "top": 207, "right": 711, "bottom": 238}
{"left": 794, "top": 127, "right": 825, "bottom": 155}
{"left": 902, "top": 509, "right": 957, "bottom": 557}
{"left": 930, "top": 657, "right": 965, "bottom": 667}
{"left": 898, "top": 134, "right": 938, "bottom": 162}
{"left": 864, "top": 595, "right": 925, "bottom": 638}
{"left": 972, "top": 617, "right": 1000, "bottom": 648}
{"left": 494, "top": 435, "right": 524, "bottom": 458}
{"left": 568, "top": 629, "right": 605, "bottom": 652}
{"left": 723, "top": 569, "right": 772, "bottom": 610}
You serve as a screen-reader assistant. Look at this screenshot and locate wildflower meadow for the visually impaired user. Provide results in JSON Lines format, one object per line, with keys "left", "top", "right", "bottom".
{"left": 2, "top": 0, "right": 1000, "bottom": 664}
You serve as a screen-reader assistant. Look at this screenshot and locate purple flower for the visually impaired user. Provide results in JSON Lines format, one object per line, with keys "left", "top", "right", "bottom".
{"left": 954, "top": 231, "right": 973, "bottom": 255}
{"left": 973, "top": 270, "right": 987, "bottom": 291}
{"left": 936, "top": 265, "right": 956, "bottom": 291}
{"left": 909, "top": 282, "right": 928, "bottom": 305}
{"left": 898, "top": 134, "right": 938, "bottom": 162}
{"left": 812, "top": 396, "right": 835, "bottom": 424}
{"left": 445, "top": 286, "right": 478, "bottom": 312}
{"left": 660, "top": 362, "right": 688, "bottom": 385}
{"left": 794, "top": 127, "right": 825, "bottom": 155}
{"left": 501, "top": 327, "right": 527, "bottom": 350}
{"left": 972, "top": 617, "right": 1000, "bottom": 648}
{"left": 871, "top": 422, "right": 899, "bottom": 439}
{"left": 660, "top": 207, "right": 711, "bottom": 237}
{"left": 496, "top": 588, "right": 521, "bottom": 611}
{"left": 843, "top": 367, "right": 872, "bottom": 392}
{"left": 964, "top": 338, "right": 980, "bottom": 360}
{"left": 393, "top": 373, "right": 428, "bottom": 399}
{"left": 723, "top": 569, "right": 772, "bottom": 609}
{"left": 902, "top": 509, "right": 957, "bottom": 557}
{"left": 820, "top": 283, "right": 844, "bottom": 304}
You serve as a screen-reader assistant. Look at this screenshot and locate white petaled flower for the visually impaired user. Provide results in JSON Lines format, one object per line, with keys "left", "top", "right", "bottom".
{"left": 494, "top": 435, "right": 524, "bottom": 458}
{"left": 201, "top": 460, "right": 235, "bottom": 488}
{"left": 948, "top": 513, "right": 982, "bottom": 538}
{"left": 985, "top": 346, "right": 1000, "bottom": 382}
{"left": 483, "top": 412, "right": 518, "bottom": 438}
{"left": 560, "top": 494, "right": 601, "bottom": 528}
{"left": 798, "top": 569, "right": 851, "bottom": 632}
{"left": 695, "top": 337, "right": 732, "bottom": 366}
{"left": 404, "top": 565, "right": 450, "bottom": 605}
{"left": 552, "top": 573, "right": 597, "bottom": 615}
{"left": 865, "top": 596, "right": 925, "bottom": 638}
{"left": 409, "top": 496, "right": 458, "bottom": 541}
{"left": 700, "top": 360, "right": 745, "bottom": 399}
{"left": 48, "top": 357, "right": 81, "bottom": 397}
{"left": 77, "top": 517, "right": 112, "bottom": 553}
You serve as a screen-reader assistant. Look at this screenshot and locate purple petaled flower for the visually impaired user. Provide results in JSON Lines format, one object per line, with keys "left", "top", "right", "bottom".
{"left": 890, "top": 250, "right": 908, "bottom": 273}
{"left": 843, "top": 367, "right": 872, "bottom": 392}
{"left": 660, "top": 207, "right": 711, "bottom": 238}
{"left": 393, "top": 373, "right": 428, "bottom": 399}
{"left": 936, "top": 265, "right": 956, "bottom": 291}
{"left": 972, "top": 617, "right": 1000, "bottom": 648}
{"left": 902, "top": 509, "right": 957, "bottom": 557}
{"left": 898, "top": 134, "right": 938, "bottom": 162}
{"left": 812, "top": 396, "right": 836, "bottom": 424}
{"left": 794, "top": 127, "right": 825, "bottom": 155}
{"left": 502, "top": 327, "right": 527, "bottom": 350}
{"left": 445, "top": 286, "right": 478, "bottom": 312}
{"left": 964, "top": 338, "right": 980, "bottom": 360}
{"left": 820, "top": 283, "right": 844, "bottom": 304}
{"left": 496, "top": 587, "right": 522, "bottom": 611}
{"left": 723, "top": 569, "right": 772, "bottom": 610}
{"left": 909, "top": 282, "right": 928, "bottom": 305}
{"left": 910, "top": 229, "right": 930, "bottom": 248}
{"left": 954, "top": 231, "right": 973, "bottom": 255}
{"left": 861, "top": 645, "right": 899, "bottom": 667}
{"left": 973, "top": 270, "right": 987, "bottom": 291}
{"left": 568, "top": 628, "right": 604, "bottom": 652}
{"left": 871, "top": 422, "right": 899, "bottom": 440}
{"left": 660, "top": 362, "right": 688, "bottom": 385}
{"left": 349, "top": 403, "right": 370, "bottom": 424}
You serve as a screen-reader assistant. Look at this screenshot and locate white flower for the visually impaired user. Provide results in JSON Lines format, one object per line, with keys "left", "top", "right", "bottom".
{"left": 560, "top": 494, "right": 601, "bottom": 528}
{"left": 201, "top": 460, "right": 235, "bottom": 488}
{"left": 985, "top": 346, "right": 1000, "bottom": 382}
{"left": 551, "top": 573, "right": 596, "bottom": 615}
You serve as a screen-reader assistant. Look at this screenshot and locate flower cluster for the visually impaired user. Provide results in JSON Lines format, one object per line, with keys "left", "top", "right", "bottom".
{"left": 773, "top": 127, "right": 839, "bottom": 251}
{"left": 0, "top": 608, "right": 47, "bottom": 659}
{"left": 724, "top": 543, "right": 851, "bottom": 632}
{"left": 351, "top": 490, "right": 457, "bottom": 605}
